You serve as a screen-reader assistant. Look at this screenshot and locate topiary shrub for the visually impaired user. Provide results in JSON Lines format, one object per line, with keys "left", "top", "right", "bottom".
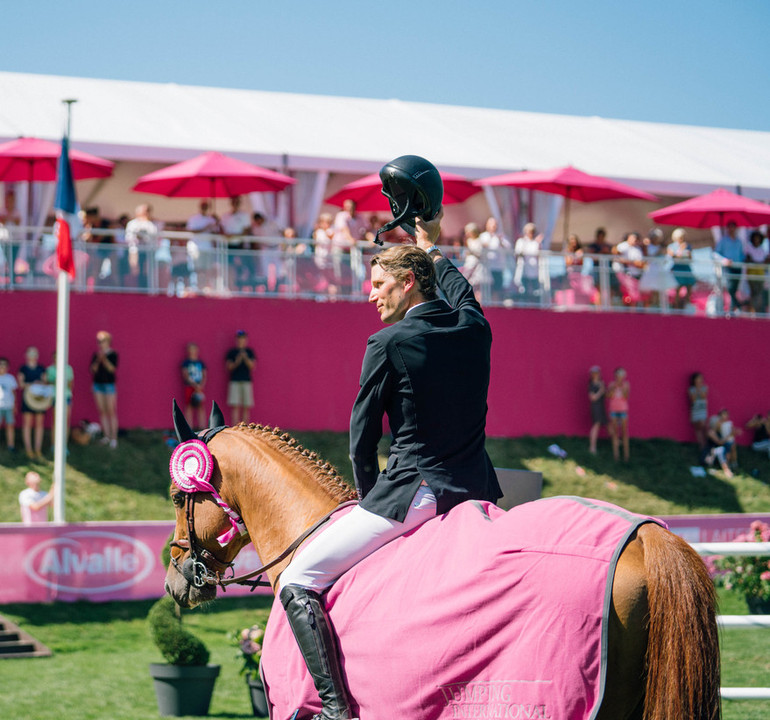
{"left": 148, "top": 595, "right": 210, "bottom": 666}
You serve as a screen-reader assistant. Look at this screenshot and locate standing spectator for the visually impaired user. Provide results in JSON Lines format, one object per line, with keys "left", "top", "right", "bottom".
{"left": 668, "top": 228, "right": 695, "bottom": 309}
{"left": 221, "top": 196, "right": 253, "bottom": 291}
{"left": 225, "top": 330, "right": 256, "bottom": 424}
{"left": 45, "top": 351, "right": 74, "bottom": 441}
{"left": 607, "top": 367, "right": 630, "bottom": 462}
{"left": 639, "top": 228, "right": 671, "bottom": 308}
{"left": 714, "top": 221, "right": 745, "bottom": 312}
{"left": 513, "top": 222, "right": 544, "bottom": 301}
{"left": 744, "top": 230, "right": 768, "bottom": 314}
{"left": 586, "top": 227, "right": 612, "bottom": 298}
{"left": 461, "top": 222, "right": 489, "bottom": 302}
{"left": 565, "top": 234, "right": 584, "bottom": 268}
{"left": 17, "top": 346, "right": 46, "bottom": 460}
{"left": 0, "top": 356, "right": 17, "bottom": 452}
{"left": 588, "top": 365, "right": 608, "bottom": 455}
{"left": 331, "top": 199, "right": 366, "bottom": 295}
{"left": 688, "top": 372, "right": 709, "bottom": 450}
{"left": 251, "top": 212, "right": 282, "bottom": 291}
{"left": 90, "top": 330, "right": 119, "bottom": 449}
{"left": 612, "top": 232, "right": 645, "bottom": 305}
{"left": 124, "top": 204, "right": 158, "bottom": 288}
{"left": 181, "top": 343, "right": 207, "bottom": 430}
{"left": 187, "top": 201, "right": 221, "bottom": 293}
{"left": 478, "top": 216, "right": 512, "bottom": 301}
{"left": 312, "top": 213, "right": 335, "bottom": 294}
{"left": 18, "top": 471, "right": 55, "bottom": 524}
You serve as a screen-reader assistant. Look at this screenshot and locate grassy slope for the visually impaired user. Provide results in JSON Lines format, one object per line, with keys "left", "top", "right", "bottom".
{"left": 2, "top": 429, "right": 769, "bottom": 522}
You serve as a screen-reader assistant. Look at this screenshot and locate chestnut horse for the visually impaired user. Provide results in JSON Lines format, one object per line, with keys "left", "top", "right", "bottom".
{"left": 164, "top": 411, "right": 721, "bottom": 720}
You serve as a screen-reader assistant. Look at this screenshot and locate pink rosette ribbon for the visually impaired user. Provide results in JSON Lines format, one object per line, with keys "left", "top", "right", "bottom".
{"left": 169, "top": 439, "right": 247, "bottom": 546}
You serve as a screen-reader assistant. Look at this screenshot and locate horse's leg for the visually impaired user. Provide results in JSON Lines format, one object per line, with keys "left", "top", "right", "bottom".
{"left": 596, "top": 529, "right": 647, "bottom": 720}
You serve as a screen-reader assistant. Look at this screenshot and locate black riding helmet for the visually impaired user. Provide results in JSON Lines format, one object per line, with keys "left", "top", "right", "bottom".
{"left": 374, "top": 155, "right": 444, "bottom": 244}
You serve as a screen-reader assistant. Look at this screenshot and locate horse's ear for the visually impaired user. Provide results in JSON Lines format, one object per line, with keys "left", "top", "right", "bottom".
{"left": 209, "top": 401, "right": 226, "bottom": 429}
{"left": 172, "top": 399, "right": 197, "bottom": 442}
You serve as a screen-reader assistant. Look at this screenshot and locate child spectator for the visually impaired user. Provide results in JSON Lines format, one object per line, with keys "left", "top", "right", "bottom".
{"left": 0, "top": 357, "right": 17, "bottom": 451}
{"left": 688, "top": 372, "right": 709, "bottom": 450}
{"left": 588, "top": 365, "right": 607, "bottom": 455}
{"left": 18, "top": 471, "right": 55, "bottom": 524}
{"left": 181, "top": 343, "right": 208, "bottom": 430}
{"left": 607, "top": 367, "right": 630, "bottom": 462}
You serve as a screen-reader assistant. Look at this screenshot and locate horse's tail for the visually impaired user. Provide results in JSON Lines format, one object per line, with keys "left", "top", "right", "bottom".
{"left": 643, "top": 524, "right": 721, "bottom": 720}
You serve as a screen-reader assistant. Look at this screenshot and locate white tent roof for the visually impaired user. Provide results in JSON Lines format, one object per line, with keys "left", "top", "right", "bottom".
{"left": 2, "top": 70, "right": 770, "bottom": 198}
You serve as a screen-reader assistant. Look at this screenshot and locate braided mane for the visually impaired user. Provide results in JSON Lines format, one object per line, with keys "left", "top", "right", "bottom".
{"left": 233, "top": 422, "right": 357, "bottom": 503}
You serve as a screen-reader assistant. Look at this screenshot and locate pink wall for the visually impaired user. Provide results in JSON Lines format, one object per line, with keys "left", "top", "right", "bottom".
{"left": 2, "top": 291, "right": 768, "bottom": 442}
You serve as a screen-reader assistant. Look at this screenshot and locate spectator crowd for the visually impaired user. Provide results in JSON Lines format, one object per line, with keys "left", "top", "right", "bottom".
{"left": 1, "top": 192, "right": 768, "bottom": 314}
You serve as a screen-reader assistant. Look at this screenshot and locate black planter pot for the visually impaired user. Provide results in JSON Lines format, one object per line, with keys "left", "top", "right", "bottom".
{"left": 149, "top": 663, "right": 221, "bottom": 717}
{"left": 248, "top": 677, "right": 269, "bottom": 717}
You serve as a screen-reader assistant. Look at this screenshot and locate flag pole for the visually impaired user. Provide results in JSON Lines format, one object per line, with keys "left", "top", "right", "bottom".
{"left": 52, "top": 98, "right": 77, "bottom": 523}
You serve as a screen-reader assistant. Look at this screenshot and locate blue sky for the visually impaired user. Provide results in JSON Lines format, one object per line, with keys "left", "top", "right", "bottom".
{"left": 5, "top": 1, "right": 768, "bottom": 131}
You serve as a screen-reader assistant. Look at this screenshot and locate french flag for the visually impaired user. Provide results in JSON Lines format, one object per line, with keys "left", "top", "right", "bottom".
{"left": 54, "top": 135, "right": 77, "bottom": 279}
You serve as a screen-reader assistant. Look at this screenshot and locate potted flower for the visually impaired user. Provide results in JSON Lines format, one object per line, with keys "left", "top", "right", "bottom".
{"left": 715, "top": 520, "right": 770, "bottom": 614}
{"left": 233, "top": 623, "right": 268, "bottom": 717}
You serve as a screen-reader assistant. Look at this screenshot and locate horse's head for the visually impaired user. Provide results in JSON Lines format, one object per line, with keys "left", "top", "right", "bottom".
{"left": 164, "top": 401, "right": 251, "bottom": 608}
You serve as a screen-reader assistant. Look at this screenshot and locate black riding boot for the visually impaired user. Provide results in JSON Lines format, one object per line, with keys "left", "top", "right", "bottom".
{"left": 280, "top": 584, "right": 355, "bottom": 720}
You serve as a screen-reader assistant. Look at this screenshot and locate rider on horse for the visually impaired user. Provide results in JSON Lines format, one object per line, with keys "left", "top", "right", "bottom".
{"left": 278, "top": 156, "right": 502, "bottom": 720}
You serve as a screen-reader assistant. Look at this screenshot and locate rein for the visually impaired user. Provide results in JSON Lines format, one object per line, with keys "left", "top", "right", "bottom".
{"left": 171, "top": 488, "right": 358, "bottom": 591}
{"left": 168, "top": 405, "right": 358, "bottom": 593}
{"left": 213, "top": 499, "right": 358, "bottom": 590}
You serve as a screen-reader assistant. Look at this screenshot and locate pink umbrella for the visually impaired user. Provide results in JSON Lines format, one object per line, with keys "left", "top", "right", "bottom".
{"left": 325, "top": 170, "right": 481, "bottom": 211}
{"left": 475, "top": 165, "right": 657, "bottom": 241}
{"left": 132, "top": 151, "right": 295, "bottom": 198}
{"left": 0, "top": 136, "right": 114, "bottom": 182}
{"left": 648, "top": 188, "right": 770, "bottom": 228}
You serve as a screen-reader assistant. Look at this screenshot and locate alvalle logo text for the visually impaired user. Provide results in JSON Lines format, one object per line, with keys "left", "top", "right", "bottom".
{"left": 23, "top": 531, "right": 155, "bottom": 593}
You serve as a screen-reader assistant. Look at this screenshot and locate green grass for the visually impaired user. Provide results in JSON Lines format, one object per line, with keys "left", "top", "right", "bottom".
{"left": 1, "top": 429, "right": 770, "bottom": 718}
{"left": 0, "top": 596, "right": 273, "bottom": 720}
{"left": 1, "top": 430, "right": 769, "bottom": 522}
{"left": 0, "top": 591, "right": 767, "bottom": 720}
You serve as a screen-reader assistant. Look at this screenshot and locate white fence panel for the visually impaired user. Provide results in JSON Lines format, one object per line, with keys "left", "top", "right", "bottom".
{"left": 690, "top": 541, "right": 770, "bottom": 702}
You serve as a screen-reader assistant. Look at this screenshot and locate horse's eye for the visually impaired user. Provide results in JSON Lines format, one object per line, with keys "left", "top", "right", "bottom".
{"left": 172, "top": 492, "right": 185, "bottom": 508}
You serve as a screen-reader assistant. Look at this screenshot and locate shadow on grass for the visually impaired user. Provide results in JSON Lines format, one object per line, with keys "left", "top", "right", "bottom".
{"left": 64, "top": 428, "right": 174, "bottom": 498}
{"left": 486, "top": 435, "right": 762, "bottom": 513}
{"left": 1, "top": 595, "right": 274, "bottom": 628}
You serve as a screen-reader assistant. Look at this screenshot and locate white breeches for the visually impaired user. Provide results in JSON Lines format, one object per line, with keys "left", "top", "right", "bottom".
{"left": 279, "top": 485, "right": 437, "bottom": 592}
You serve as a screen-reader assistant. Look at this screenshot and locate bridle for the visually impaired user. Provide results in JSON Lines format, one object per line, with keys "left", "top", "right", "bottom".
{"left": 167, "top": 408, "right": 357, "bottom": 591}
{"left": 170, "top": 489, "right": 357, "bottom": 591}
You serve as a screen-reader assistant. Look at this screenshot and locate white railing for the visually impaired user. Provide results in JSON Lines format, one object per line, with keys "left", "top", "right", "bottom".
{"left": 1, "top": 225, "right": 768, "bottom": 318}
{"left": 691, "top": 541, "right": 770, "bottom": 701}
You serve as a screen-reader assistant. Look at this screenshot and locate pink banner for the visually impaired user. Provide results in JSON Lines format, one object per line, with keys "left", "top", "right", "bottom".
{"left": 3, "top": 513, "right": 769, "bottom": 604}
{"left": 0, "top": 521, "right": 271, "bottom": 604}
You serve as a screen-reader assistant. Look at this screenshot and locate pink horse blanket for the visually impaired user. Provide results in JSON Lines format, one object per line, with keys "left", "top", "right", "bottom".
{"left": 261, "top": 496, "right": 664, "bottom": 720}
